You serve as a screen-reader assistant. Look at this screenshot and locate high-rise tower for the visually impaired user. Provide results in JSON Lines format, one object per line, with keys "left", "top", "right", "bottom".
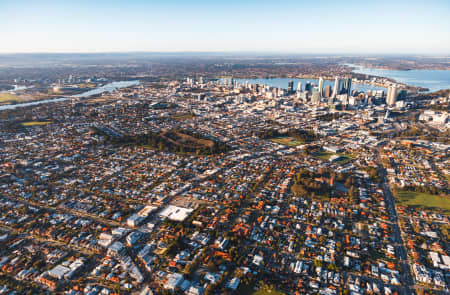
{"left": 386, "top": 86, "right": 398, "bottom": 106}
{"left": 318, "top": 77, "right": 324, "bottom": 97}
{"left": 324, "top": 85, "right": 332, "bottom": 98}
{"left": 343, "top": 78, "right": 352, "bottom": 96}
{"left": 288, "top": 81, "right": 294, "bottom": 94}
{"left": 311, "top": 92, "right": 321, "bottom": 105}
{"left": 332, "top": 77, "right": 340, "bottom": 98}
{"left": 305, "top": 81, "right": 311, "bottom": 92}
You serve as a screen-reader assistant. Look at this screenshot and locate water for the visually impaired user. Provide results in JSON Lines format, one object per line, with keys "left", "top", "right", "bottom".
{"left": 232, "top": 78, "right": 385, "bottom": 93}
{"left": 348, "top": 64, "right": 450, "bottom": 92}
{"left": 0, "top": 80, "right": 140, "bottom": 111}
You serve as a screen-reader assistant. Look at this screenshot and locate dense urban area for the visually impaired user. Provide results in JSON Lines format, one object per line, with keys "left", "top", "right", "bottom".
{"left": 0, "top": 55, "right": 449, "bottom": 295}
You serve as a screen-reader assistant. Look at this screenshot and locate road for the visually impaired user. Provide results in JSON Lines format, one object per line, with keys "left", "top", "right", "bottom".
{"left": 377, "top": 149, "right": 416, "bottom": 295}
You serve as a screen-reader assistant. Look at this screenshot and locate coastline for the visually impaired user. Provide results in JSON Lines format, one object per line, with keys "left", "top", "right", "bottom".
{"left": 344, "top": 64, "right": 450, "bottom": 92}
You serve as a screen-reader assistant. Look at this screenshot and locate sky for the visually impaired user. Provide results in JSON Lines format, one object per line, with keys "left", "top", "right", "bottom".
{"left": 1, "top": 0, "right": 450, "bottom": 54}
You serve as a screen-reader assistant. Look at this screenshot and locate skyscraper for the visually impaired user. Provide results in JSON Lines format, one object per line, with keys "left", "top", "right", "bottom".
{"left": 253, "top": 83, "right": 259, "bottom": 92}
{"left": 288, "top": 81, "right": 294, "bottom": 94}
{"left": 305, "top": 81, "right": 312, "bottom": 92}
{"left": 342, "top": 78, "right": 352, "bottom": 96}
{"left": 300, "top": 91, "right": 309, "bottom": 101}
{"left": 318, "top": 77, "right": 324, "bottom": 97}
{"left": 332, "top": 77, "right": 340, "bottom": 98}
{"left": 324, "top": 85, "right": 332, "bottom": 98}
{"left": 386, "top": 86, "right": 398, "bottom": 106}
{"left": 328, "top": 95, "right": 334, "bottom": 107}
{"left": 297, "top": 82, "right": 302, "bottom": 92}
{"left": 311, "top": 92, "right": 321, "bottom": 105}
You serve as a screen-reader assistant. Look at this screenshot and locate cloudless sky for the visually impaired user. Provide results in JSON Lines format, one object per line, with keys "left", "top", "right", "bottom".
{"left": 1, "top": 0, "right": 449, "bottom": 54}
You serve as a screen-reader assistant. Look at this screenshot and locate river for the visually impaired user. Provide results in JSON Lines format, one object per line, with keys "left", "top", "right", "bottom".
{"left": 0, "top": 80, "right": 140, "bottom": 111}
{"left": 347, "top": 64, "right": 450, "bottom": 92}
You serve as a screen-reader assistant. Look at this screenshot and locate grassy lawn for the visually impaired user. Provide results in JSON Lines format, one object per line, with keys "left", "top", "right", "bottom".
{"left": 0, "top": 93, "right": 24, "bottom": 103}
{"left": 171, "top": 113, "right": 194, "bottom": 120}
{"left": 21, "top": 121, "right": 52, "bottom": 127}
{"left": 271, "top": 136, "right": 302, "bottom": 147}
{"left": 237, "top": 283, "right": 285, "bottom": 295}
{"left": 335, "top": 155, "right": 354, "bottom": 165}
{"left": 314, "top": 150, "right": 335, "bottom": 161}
{"left": 313, "top": 150, "right": 355, "bottom": 165}
{"left": 395, "top": 190, "right": 450, "bottom": 214}
{"left": 253, "top": 287, "right": 285, "bottom": 295}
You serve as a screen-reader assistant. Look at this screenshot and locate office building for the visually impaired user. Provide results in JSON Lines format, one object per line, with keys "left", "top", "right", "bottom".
{"left": 332, "top": 77, "right": 340, "bottom": 98}
{"left": 386, "top": 86, "right": 398, "bottom": 106}
{"left": 342, "top": 78, "right": 352, "bottom": 96}
{"left": 288, "top": 81, "right": 294, "bottom": 94}
{"left": 253, "top": 83, "right": 259, "bottom": 92}
{"left": 311, "top": 92, "right": 321, "bottom": 105}
{"left": 318, "top": 77, "right": 324, "bottom": 97}
{"left": 299, "top": 91, "right": 309, "bottom": 102}
{"left": 324, "top": 85, "right": 332, "bottom": 98}
{"left": 305, "top": 81, "right": 311, "bottom": 92}
{"left": 328, "top": 95, "right": 334, "bottom": 107}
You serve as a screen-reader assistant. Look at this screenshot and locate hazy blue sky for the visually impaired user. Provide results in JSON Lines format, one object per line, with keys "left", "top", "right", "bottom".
{"left": 1, "top": 0, "right": 449, "bottom": 54}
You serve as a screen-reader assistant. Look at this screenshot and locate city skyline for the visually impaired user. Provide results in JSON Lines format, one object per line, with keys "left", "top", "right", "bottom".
{"left": 0, "top": 3, "right": 449, "bottom": 291}
{"left": 1, "top": 0, "right": 450, "bottom": 54}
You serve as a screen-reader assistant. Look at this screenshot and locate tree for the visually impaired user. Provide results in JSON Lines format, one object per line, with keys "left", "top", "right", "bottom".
{"left": 328, "top": 263, "right": 337, "bottom": 272}
{"left": 314, "top": 259, "right": 322, "bottom": 268}
{"left": 208, "top": 260, "right": 218, "bottom": 272}
{"left": 205, "top": 284, "right": 215, "bottom": 295}
{"left": 348, "top": 185, "right": 356, "bottom": 203}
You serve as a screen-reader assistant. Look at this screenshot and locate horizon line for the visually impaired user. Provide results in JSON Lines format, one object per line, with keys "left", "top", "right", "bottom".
{"left": 0, "top": 51, "right": 449, "bottom": 57}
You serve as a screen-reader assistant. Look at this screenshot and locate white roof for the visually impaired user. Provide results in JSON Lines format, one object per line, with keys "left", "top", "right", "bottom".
{"left": 138, "top": 205, "right": 158, "bottom": 217}
{"left": 48, "top": 264, "right": 70, "bottom": 279}
{"left": 159, "top": 205, "right": 193, "bottom": 221}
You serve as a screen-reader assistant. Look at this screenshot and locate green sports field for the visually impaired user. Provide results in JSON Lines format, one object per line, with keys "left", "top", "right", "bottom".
{"left": 270, "top": 136, "right": 303, "bottom": 147}
{"left": 395, "top": 190, "right": 450, "bottom": 213}
{"left": 21, "top": 121, "right": 52, "bottom": 127}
